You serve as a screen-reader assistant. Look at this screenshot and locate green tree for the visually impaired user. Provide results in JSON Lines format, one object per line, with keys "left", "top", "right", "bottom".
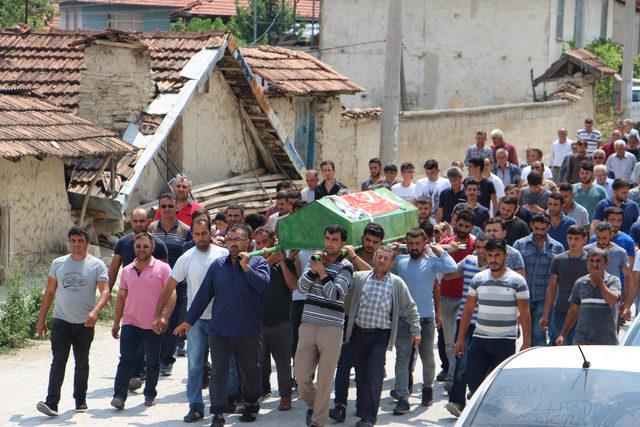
{"left": 0, "top": 0, "right": 55, "bottom": 29}
{"left": 171, "top": 0, "right": 301, "bottom": 46}
{"left": 585, "top": 38, "right": 640, "bottom": 119}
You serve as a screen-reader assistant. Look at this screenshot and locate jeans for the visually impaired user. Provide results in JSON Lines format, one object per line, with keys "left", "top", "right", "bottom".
{"left": 440, "top": 296, "right": 460, "bottom": 381}
{"left": 209, "top": 335, "right": 261, "bottom": 415}
{"left": 466, "top": 337, "right": 515, "bottom": 395}
{"left": 45, "top": 318, "right": 95, "bottom": 406}
{"left": 394, "top": 316, "right": 435, "bottom": 398}
{"left": 530, "top": 301, "right": 547, "bottom": 346}
{"left": 448, "top": 321, "right": 475, "bottom": 406}
{"left": 161, "top": 282, "right": 187, "bottom": 367}
{"left": 333, "top": 317, "right": 353, "bottom": 407}
{"left": 113, "top": 325, "right": 161, "bottom": 400}
{"left": 351, "top": 327, "right": 390, "bottom": 424}
{"left": 186, "top": 319, "right": 209, "bottom": 411}
{"left": 550, "top": 311, "right": 575, "bottom": 345}
{"left": 261, "top": 322, "right": 293, "bottom": 398}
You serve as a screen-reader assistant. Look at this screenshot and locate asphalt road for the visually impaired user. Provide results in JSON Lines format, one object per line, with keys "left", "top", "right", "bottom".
{"left": 0, "top": 324, "right": 457, "bottom": 427}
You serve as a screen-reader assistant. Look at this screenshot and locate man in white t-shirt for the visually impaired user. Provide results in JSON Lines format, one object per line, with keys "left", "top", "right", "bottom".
{"left": 521, "top": 148, "right": 553, "bottom": 183}
{"left": 392, "top": 162, "right": 416, "bottom": 202}
{"left": 415, "top": 159, "right": 450, "bottom": 218}
{"left": 153, "top": 218, "right": 228, "bottom": 423}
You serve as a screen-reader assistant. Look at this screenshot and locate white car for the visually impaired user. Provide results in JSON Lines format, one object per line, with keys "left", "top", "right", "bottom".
{"left": 455, "top": 345, "right": 640, "bottom": 426}
{"left": 620, "top": 314, "right": 640, "bottom": 346}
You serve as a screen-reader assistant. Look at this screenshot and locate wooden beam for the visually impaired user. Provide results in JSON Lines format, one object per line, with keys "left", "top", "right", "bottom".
{"left": 79, "top": 154, "right": 112, "bottom": 226}
{"left": 238, "top": 102, "right": 278, "bottom": 173}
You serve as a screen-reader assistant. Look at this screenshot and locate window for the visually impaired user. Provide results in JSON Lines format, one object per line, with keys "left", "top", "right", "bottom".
{"left": 556, "top": 0, "right": 565, "bottom": 39}
{"left": 65, "top": 9, "right": 79, "bottom": 30}
{"left": 107, "top": 13, "right": 143, "bottom": 31}
{"left": 600, "top": 0, "right": 609, "bottom": 39}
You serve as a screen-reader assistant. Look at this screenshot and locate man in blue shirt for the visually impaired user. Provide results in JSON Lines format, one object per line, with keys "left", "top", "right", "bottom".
{"left": 547, "top": 193, "right": 576, "bottom": 250}
{"left": 590, "top": 207, "right": 635, "bottom": 261}
{"left": 174, "top": 224, "right": 270, "bottom": 426}
{"left": 391, "top": 228, "right": 457, "bottom": 414}
{"left": 513, "top": 214, "right": 564, "bottom": 346}
{"left": 592, "top": 178, "right": 639, "bottom": 234}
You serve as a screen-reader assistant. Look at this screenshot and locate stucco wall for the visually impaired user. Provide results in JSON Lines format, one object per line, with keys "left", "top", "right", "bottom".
{"left": 79, "top": 43, "right": 156, "bottom": 134}
{"left": 0, "top": 157, "right": 74, "bottom": 259}
{"left": 319, "top": 0, "right": 627, "bottom": 111}
{"left": 179, "top": 70, "right": 260, "bottom": 186}
{"left": 333, "top": 86, "right": 595, "bottom": 189}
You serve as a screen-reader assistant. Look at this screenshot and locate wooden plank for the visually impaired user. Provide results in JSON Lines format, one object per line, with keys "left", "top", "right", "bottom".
{"left": 194, "top": 176, "right": 288, "bottom": 200}
{"left": 190, "top": 169, "right": 267, "bottom": 193}
{"left": 239, "top": 102, "right": 278, "bottom": 173}
{"left": 203, "top": 189, "right": 278, "bottom": 209}
{"left": 191, "top": 174, "right": 287, "bottom": 198}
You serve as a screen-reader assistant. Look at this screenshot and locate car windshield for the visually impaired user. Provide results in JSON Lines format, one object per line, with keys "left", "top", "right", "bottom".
{"left": 471, "top": 367, "right": 640, "bottom": 426}
{"left": 623, "top": 321, "right": 640, "bottom": 346}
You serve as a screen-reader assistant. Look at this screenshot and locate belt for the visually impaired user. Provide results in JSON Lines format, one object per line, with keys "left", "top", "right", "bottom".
{"left": 354, "top": 325, "right": 389, "bottom": 333}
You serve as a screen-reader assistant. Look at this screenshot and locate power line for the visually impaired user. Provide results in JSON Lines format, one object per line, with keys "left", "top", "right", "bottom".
{"left": 307, "top": 39, "right": 386, "bottom": 53}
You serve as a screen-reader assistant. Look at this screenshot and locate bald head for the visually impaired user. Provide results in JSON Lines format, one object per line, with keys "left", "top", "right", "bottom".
{"left": 131, "top": 208, "right": 150, "bottom": 234}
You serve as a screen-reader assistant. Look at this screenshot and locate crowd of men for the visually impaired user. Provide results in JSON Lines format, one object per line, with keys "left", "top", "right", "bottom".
{"left": 34, "top": 117, "right": 640, "bottom": 426}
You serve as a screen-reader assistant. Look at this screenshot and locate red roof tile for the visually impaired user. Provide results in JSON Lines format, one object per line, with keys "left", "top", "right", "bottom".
{"left": 0, "top": 28, "right": 227, "bottom": 110}
{"left": 184, "top": 0, "right": 320, "bottom": 19}
{"left": 239, "top": 45, "right": 362, "bottom": 95}
{"left": 0, "top": 91, "right": 134, "bottom": 159}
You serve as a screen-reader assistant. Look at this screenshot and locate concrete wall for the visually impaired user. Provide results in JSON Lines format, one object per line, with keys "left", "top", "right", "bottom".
{"left": 331, "top": 84, "right": 595, "bottom": 189}
{"left": 79, "top": 43, "right": 156, "bottom": 134}
{"left": 0, "top": 157, "right": 74, "bottom": 260}
{"left": 319, "top": 0, "right": 634, "bottom": 111}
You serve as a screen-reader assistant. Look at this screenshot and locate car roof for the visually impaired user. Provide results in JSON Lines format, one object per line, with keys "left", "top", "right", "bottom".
{"left": 502, "top": 345, "right": 640, "bottom": 372}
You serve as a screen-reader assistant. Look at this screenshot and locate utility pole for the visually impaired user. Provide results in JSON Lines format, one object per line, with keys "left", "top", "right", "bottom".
{"left": 253, "top": 0, "right": 258, "bottom": 43}
{"left": 24, "top": 0, "right": 29, "bottom": 24}
{"left": 379, "top": 0, "right": 402, "bottom": 165}
{"left": 621, "top": 0, "right": 636, "bottom": 117}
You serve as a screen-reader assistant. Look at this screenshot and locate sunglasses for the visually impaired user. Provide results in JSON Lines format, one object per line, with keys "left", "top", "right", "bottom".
{"left": 159, "top": 204, "right": 175, "bottom": 209}
{"left": 135, "top": 244, "right": 151, "bottom": 249}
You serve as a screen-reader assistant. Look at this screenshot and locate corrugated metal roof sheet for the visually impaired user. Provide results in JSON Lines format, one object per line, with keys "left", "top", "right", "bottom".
{"left": 0, "top": 92, "right": 134, "bottom": 160}
{"left": 239, "top": 45, "right": 363, "bottom": 95}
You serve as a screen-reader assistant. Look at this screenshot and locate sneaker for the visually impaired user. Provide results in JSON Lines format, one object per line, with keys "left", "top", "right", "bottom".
{"left": 128, "top": 377, "right": 143, "bottom": 392}
{"left": 183, "top": 408, "right": 205, "bottom": 422}
{"left": 445, "top": 402, "right": 463, "bottom": 417}
{"left": 175, "top": 347, "right": 187, "bottom": 357}
{"left": 389, "top": 389, "right": 398, "bottom": 400}
{"left": 210, "top": 414, "right": 225, "bottom": 427}
{"left": 356, "top": 421, "right": 374, "bottom": 427}
{"left": 278, "top": 396, "right": 292, "bottom": 411}
{"left": 328, "top": 404, "right": 346, "bottom": 422}
{"left": 444, "top": 380, "right": 453, "bottom": 393}
{"left": 259, "top": 391, "right": 271, "bottom": 401}
{"left": 144, "top": 398, "right": 155, "bottom": 407}
{"left": 75, "top": 400, "right": 88, "bottom": 412}
{"left": 305, "top": 408, "right": 313, "bottom": 425}
{"left": 160, "top": 364, "right": 173, "bottom": 376}
{"left": 36, "top": 401, "right": 58, "bottom": 417}
{"left": 392, "top": 398, "right": 410, "bottom": 415}
{"left": 111, "top": 397, "right": 125, "bottom": 410}
{"left": 239, "top": 403, "right": 259, "bottom": 422}
{"left": 436, "top": 370, "right": 446, "bottom": 382}
{"left": 421, "top": 386, "right": 433, "bottom": 407}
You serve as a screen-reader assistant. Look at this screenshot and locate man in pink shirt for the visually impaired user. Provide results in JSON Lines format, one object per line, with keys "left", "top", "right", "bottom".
{"left": 110, "top": 232, "right": 175, "bottom": 409}
{"left": 490, "top": 129, "right": 519, "bottom": 166}
{"left": 153, "top": 175, "right": 204, "bottom": 226}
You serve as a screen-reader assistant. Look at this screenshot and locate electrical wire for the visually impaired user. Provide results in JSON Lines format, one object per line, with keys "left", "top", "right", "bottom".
{"left": 249, "top": 2, "right": 282, "bottom": 45}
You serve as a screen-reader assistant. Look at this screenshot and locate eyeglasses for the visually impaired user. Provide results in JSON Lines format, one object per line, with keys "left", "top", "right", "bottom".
{"left": 159, "top": 204, "right": 175, "bottom": 209}
{"left": 226, "top": 237, "right": 247, "bottom": 242}
{"left": 135, "top": 244, "right": 151, "bottom": 249}
{"left": 175, "top": 185, "right": 189, "bottom": 189}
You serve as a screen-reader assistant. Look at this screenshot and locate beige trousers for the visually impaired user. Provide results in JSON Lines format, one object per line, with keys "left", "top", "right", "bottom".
{"left": 294, "top": 322, "right": 343, "bottom": 427}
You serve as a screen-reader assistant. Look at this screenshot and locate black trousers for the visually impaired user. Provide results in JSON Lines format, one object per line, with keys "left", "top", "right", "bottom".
{"left": 209, "top": 335, "right": 262, "bottom": 415}
{"left": 351, "top": 327, "right": 390, "bottom": 424}
{"left": 46, "top": 318, "right": 95, "bottom": 406}
{"left": 260, "top": 322, "right": 293, "bottom": 397}
{"left": 160, "top": 282, "right": 187, "bottom": 367}
{"left": 290, "top": 300, "right": 305, "bottom": 358}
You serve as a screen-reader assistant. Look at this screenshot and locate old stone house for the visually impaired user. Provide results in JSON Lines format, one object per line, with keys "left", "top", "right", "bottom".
{"left": 0, "top": 91, "right": 133, "bottom": 267}
{"left": 0, "top": 28, "right": 362, "bottom": 223}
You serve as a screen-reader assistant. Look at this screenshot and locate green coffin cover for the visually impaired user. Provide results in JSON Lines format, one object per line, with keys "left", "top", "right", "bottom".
{"left": 277, "top": 188, "right": 419, "bottom": 249}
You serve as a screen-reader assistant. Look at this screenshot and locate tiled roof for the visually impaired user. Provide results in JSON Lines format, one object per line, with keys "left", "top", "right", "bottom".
{"left": 185, "top": 0, "right": 320, "bottom": 19}
{"left": 533, "top": 48, "right": 616, "bottom": 86}
{"left": 0, "top": 28, "right": 227, "bottom": 111}
{"left": 239, "top": 45, "right": 362, "bottom": 95}
{"left": 0, "top": 91, "right": 134, "bottom": 160}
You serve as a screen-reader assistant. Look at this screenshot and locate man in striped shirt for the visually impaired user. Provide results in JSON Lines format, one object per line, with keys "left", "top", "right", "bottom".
{"left": 443, "top": 234, "right": 489, "bottom": 417}
{"left": 555, "top": 248, "right": 621, "bottom": 345}
{"left": 295, "top": 225, "right": 354, "bottom": 427}
{"left": 454, "top": 238, "right": 531, "bottom": 396}
{"left": 576, "top": 117, "right": 602, "bottom": 155}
